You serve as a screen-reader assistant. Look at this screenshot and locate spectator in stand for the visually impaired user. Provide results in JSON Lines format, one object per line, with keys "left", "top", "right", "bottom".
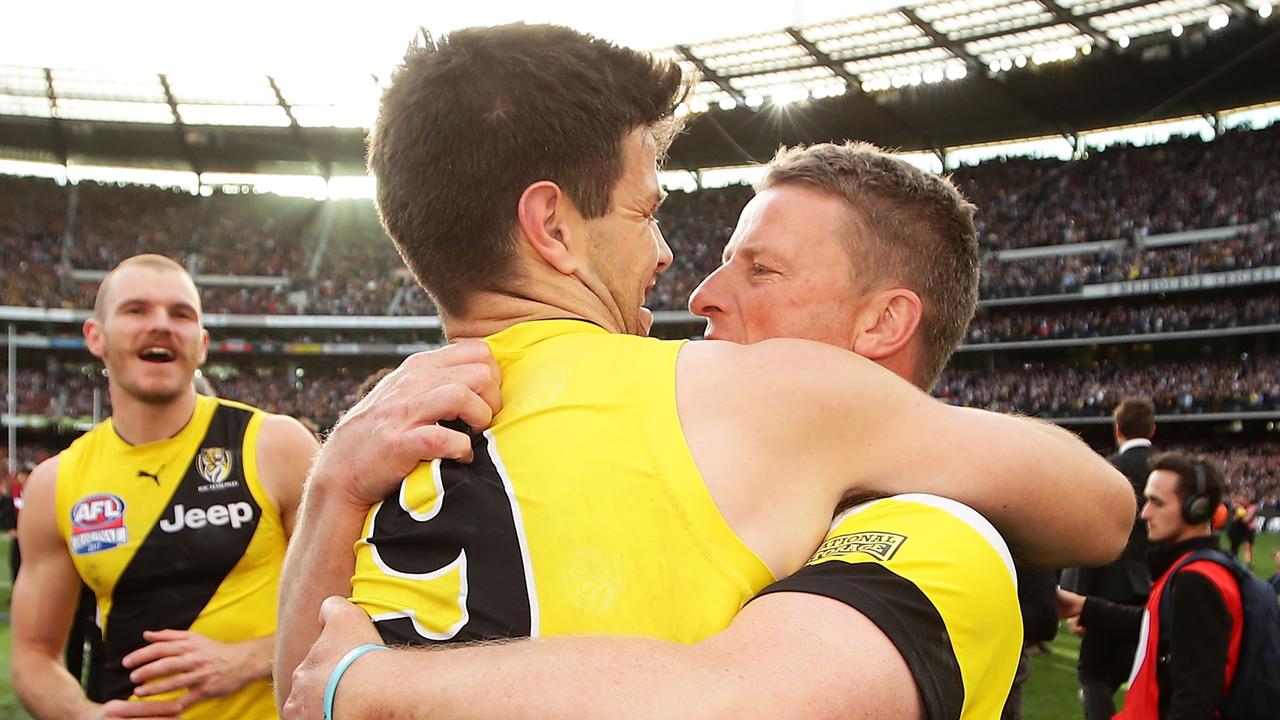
{"left": 968, "top": 292, "right": 1280, "bottom": 344}
{"left": 2, "top": 124, "right": 1278, "bottom": 314}
{"left": 936, "top": 357, "right": 1280, "bottom": 419}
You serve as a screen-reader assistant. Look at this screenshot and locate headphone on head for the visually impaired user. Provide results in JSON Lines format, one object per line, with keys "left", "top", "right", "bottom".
{"left": 1181, "top": 459, "right": 1214, "bottom": 525}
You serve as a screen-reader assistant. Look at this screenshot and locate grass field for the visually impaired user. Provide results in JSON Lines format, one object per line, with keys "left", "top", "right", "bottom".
{"left": 0, "top": 534, "right": 1276, "bottom": 719}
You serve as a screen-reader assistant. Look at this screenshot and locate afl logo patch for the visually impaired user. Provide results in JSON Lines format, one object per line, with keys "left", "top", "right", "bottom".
{"left": 70, "top": 494, "right": 128, "bottom": 555}
{"left": 810, "top": 531, "right": 907, "bottom": 563}
{"left": 196, "top": 448, "right": 235, "bottom": 486}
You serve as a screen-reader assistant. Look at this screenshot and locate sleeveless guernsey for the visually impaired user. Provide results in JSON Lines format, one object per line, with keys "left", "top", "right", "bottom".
{"left": 351, "top": 319, "right": 775, "bottom": 644}
{"left": 758, "top": 494, "right": 1022, "bottom": 720}
{"left": 55, "top": 394, "right": 284, "bottom": 719}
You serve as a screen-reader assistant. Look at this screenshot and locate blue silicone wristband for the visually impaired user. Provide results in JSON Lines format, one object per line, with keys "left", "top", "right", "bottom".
{"left": 323, "top": 643, "right": 389, "bottom": 720}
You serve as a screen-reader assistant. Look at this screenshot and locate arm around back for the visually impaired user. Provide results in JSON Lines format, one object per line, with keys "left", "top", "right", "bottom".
{"left": 315, "top": 592, "right": 920, "bottom": 720}
{"left": 682, "top": 337, "right": 1134, "bottom": 569}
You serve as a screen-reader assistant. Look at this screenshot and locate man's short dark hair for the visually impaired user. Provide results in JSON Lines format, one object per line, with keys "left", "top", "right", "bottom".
{"left": 369, "top": 23, "right": 687, "bottom": 317}
{"left": 759, "top": 142, "right": 979, "bottom": 390}
{"left": 1151, "top": 452, "right": 1224, "bottom": 510}
{"left": 1114, "top": 397, "right": 1156, "bottom": 440}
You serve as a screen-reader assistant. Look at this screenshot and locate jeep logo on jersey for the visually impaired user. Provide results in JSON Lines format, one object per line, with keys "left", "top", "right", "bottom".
{"left": 196, "top": 448, "right": 234, "bottom": 485}
{"left": 70, "top": 494, "right": 128, "bottom": 555}
{"left": 158, "top": 502, "right": 254, "bottom": 533}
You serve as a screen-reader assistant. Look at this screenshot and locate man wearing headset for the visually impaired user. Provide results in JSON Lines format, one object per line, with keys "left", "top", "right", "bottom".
{"left": 1059, "top": 453, "right": 1241, "bottom": 719}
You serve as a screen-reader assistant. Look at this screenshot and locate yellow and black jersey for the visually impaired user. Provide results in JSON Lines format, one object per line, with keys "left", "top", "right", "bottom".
{"left": 757, "top": 493, "right": 1021, "bottom": 720}
{"left": 351, "top": 319, "right": 774, "bottom": 645}
{"left": 54, "top": 395, "right": 284, "bottom": 720}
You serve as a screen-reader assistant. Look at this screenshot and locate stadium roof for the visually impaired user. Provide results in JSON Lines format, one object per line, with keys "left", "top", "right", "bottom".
{"left": 0, "top": 0, "right": 1277, "bottom": 174}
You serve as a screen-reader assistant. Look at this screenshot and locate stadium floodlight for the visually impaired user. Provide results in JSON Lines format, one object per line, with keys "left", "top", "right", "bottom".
{"left": 1207, "top": 12, "right": 1228, "bottom": 30}
{"left": 1262, "top": 3, "right": 1273, "bottom": 19}
{"left": 1081, "top": 44, "right": 1092, "bottom": 56}
{"left": 689, "top": 99, "right": 710, "bottom": 114}
{"left": 1118, "top": 34, "right": 1131, "bottom": 48}
{"left": 1015, "top": 55, "right": 1027, "bottom": 68}
{"left": 1000, "top": 57, "right": 1014, "bottom": 71}
{"left": 946, "top": 65, "right": 968, "bottom": 81}
{"left": 1171, "top": 23, "right": 1183, "bottom": 37}
{"left": 744, "top": 93, "right": 764, "bottom": 109}
{"left": 718, "top": 97, "right": 737, "bottom": 111}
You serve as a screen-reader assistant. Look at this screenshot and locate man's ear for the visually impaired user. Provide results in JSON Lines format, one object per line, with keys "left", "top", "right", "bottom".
{"left": 197, "top": 327, "right": 210, "bottom": 366}
{"left": 516, "top": 181, "right": 578, "bottom": 275}
{"left": 84, "top": 317, "right": 106, "bottom": 360}
{"left": 850, "top": 288, "right": 924, "bottom": 361}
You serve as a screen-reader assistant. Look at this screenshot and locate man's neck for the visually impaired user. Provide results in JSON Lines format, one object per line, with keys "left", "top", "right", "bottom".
{"left": 1117, "top": 437, "right": 1152, "bottom": 453}
{"left": 444, "top": 284, "right": 627, "bottom": 341}
{"left": 109, "top": 384, "right": 199, "bottom": 446}
{"left": 1171, "top": 526, "right": 1213, "bottom": 545}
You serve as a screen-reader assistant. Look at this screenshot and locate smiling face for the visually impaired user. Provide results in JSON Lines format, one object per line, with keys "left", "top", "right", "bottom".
{"left": 582, "top": 127, "right": 673, "bottom": 336}
{"left": 84, "top": 263, "right": 209, "bottom": 406}
{"left": 688, "top": 184, "right": 869, "bottom": 347}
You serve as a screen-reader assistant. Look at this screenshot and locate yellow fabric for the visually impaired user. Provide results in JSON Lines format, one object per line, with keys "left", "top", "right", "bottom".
{"left": 351, "top": 319, "right": 774, "bottom": 643}
{"left": 54, "top": 394, "right": 282, "bottom": 719}
{"left": 808, "top": 494, "right": 1022, "bottom": 720}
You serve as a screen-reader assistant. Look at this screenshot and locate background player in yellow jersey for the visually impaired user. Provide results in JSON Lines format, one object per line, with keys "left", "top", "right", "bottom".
{"left": 275, "top": 22, "right": 1136, "bottom": 714}
{"left": 12, "top": 254, "right": 318, "bottom": 720}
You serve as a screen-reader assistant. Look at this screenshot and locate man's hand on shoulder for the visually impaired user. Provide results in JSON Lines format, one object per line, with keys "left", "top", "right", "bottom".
{"left": 315, "top": 340, "right": 502, "bottom": 509}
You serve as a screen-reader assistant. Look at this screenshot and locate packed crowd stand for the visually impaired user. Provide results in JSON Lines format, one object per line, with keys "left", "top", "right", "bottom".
{"left": 967, "top": 291, "right": 1280, "bottom": 343}
{"left": 10, "top": 354, "right": 1279, "bottom": 427}
{"left": 934, "top": 357, "right": 1280, "bottom": 418}
{"left": 2, "top": 125, "right": 1277, "bottom": 315}
{"left": 979, "top": 224, "right": 1280, "bottom": 299}
{"left": 953, "top": 125, "right": 1280, "bottom": 251}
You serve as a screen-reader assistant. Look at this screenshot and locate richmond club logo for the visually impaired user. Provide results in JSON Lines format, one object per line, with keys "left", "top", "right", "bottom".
{"left": 70, "top": 494, "right": 128, "bottom": 555}
{"left": 196, "top": 448, "right": 238, "bottom": 492}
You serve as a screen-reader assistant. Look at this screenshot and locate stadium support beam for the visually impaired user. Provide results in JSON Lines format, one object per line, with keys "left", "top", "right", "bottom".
{"left": 785, "top": 28, "right": 858, "bottom": 89}
{"left": 900, "top": 7, "right": 1077, "bottom": 146}
{"left": 674, "top": 46, "right": 745, "bottom": 105}
{"left": 784, "top": 27, "right": 939, "bottom": 152}
{"left": 268, "top": 76, "right": 330, "bottom": 180}
{"left": 1220, "top": 0, "right": 1254, "bottom": 20}
{"left": 1036, "top": 0, "right": 1111, "bottom": 49}
{"left": 158, "top": 74, "right": 202, "bottom": 176}
{"left": 42, "top": 69, "right": 69, "bottom": 166}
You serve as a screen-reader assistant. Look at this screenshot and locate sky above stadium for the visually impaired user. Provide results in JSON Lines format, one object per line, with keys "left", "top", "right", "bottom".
{"left": 2, "top": 0, "right": 902, "bottom": 75}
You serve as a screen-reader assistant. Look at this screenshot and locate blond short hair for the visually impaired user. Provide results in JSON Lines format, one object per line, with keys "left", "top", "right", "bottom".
{"left": 93, "top": 254, "right": 199, "bottom": 319}
{"left": 759, "top": 142, "right": 979, "bottom": 389}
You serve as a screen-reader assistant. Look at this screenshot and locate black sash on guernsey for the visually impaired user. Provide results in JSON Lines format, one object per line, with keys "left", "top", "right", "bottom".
{"left": 101, "top": 404, "right": 261, "bottom": 700}
{"left": 366, "top": 429, "right": 533, "bottom": 645}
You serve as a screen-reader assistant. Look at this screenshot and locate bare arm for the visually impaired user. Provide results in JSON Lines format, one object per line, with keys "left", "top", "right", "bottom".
{"left": 11, "top": 458, "right": 99, "bottom": 720}
{"left": 286, "top": 594, "right": 921, "bottom": 720}
{"left": 255, "top": 413, "right": 321, "bottom": 539}
{"left": 11, "top": 459, "right": 185, "bottom": 720}
{"left": 680, "top": 338, "right": 1133, "bottom": 569}
{"left": 273, "top": 342, "right": 502, "bottom": 709}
